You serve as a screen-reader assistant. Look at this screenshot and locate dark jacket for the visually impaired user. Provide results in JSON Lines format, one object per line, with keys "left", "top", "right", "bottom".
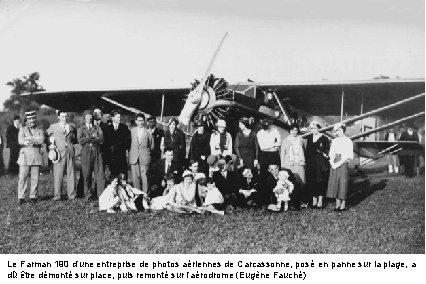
{"left": 212, "top": 170, "right": 240, "bottom": 196}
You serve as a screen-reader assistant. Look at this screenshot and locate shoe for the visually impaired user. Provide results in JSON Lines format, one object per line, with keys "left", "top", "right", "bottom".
{"left": 310, "top": 204, "right": 317, "bottom": 209}
{"left": 316, "top": 205, "right": 323, "bottom": 210}
{"left": 18, "top": 199, "right": 25, "bottom": 205}
{"left": 106, "top": 209, "right": 116, "bottom": 213}
{"left": 30, "top": 198, "right": 38, "bottom": 204}
{"left": 334, "top": 208, "right": 341, "bottom": 212}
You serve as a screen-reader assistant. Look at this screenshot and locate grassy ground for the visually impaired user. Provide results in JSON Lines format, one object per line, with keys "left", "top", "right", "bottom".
{"left": 0, "top": 172, "right": 424, "bottom": 254}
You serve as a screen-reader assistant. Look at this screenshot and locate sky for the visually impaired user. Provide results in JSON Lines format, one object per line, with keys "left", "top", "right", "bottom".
{"left": 0, "top": 0, "right": 424, "bottom": 109}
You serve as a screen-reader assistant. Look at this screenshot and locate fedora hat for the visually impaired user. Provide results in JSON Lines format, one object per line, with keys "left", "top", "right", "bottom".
{"left": 48, "top": 149, "right": 60, "bottom": 164}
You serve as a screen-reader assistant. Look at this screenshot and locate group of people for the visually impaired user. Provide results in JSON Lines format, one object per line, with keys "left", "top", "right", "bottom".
{"left": 13, "top": 107, "right": 359, "bottom": 214}
{"left": 385, "top": 125, "right": 423, "bottom": 177}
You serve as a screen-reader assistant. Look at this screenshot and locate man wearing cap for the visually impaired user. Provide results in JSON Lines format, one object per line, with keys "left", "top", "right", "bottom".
{"left": 77, "top": 110, "right": 105, "bottom": 200}
{"left": 256, "top": 118, "right": 281, "bottom": 177}
{"left": 47, "top": 110, "right": 78, "bottom": 200}
{"left": 6, "top": 115, "right": 22, "bottom": 174}
{"left": 129, "top": 113, "right": 154, "bottom": 194}
{"left": 146, "top": 115, "right": 164, "bottom": 164}
{"left": 17, "top": 111, "right": 45, "bottom": 204}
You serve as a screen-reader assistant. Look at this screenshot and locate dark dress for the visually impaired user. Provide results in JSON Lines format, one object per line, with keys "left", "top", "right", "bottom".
{"left": 305, "top": 134, "right": 330, "bottom": 197}
{"left": 234, "top": 131, "right": 258, "bottom": 170}
{"left": 189, "top": 131, "right": 211, "bottom": 174}
{"left": 6, "top": 125, "right": 20, "bottom": 173}
{"left": 164, "top": 128, "right": 186, "bottom": 171}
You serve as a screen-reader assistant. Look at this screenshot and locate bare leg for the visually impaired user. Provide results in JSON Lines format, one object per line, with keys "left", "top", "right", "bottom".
{"left": 340, "top": 200, "right": 346, "bottom": 210}
{"left": 335, "top": 198, "right": 341, "bottom": 209}
{"left": 317, "top": 196, "right": 323, "bottom": 207}
{"left": 312, "top": 196, "right": 318, "bottom": 206}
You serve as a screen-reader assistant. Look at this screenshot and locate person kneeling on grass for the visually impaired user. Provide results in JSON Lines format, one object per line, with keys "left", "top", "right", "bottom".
{"left": 273, "top": 170, "right": 294, "bottom": 211}
{"left": 99, "top": 174, "right": 148, "bottom": 213}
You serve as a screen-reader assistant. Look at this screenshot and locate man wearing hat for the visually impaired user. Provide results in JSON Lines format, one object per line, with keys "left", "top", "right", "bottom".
{"left": 17, "top": 111, "right": 45, "bottom": 204}
{"left": 6, "top": 115, "right": 22, "bottom": 174}
{"left": 47, "top": 110, "right": 78, "bottom": 200}
{"left": 77, "top": 110, "right": 105, "bottom": 200}
{"left": 256, "top": 117, "right": 281, "bottom": 178}
{"left": 146, "top": 115, "right": 164, "bottom": 165}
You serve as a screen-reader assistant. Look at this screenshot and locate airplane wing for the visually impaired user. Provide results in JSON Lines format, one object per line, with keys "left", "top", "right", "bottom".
{"left": 26, "top": 88, "right": 190, "bottom": 116}
{"left": 354, "top": 141, "right": 424, "bottom": 158}
{"left": 228, "top": 78, "right": 425, "bottom": 117}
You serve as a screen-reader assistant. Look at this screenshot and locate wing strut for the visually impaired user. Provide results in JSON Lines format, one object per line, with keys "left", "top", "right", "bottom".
{"left": 350, "top": 111, "right": 425, "bottom": 140}
{"left": 301, "top": 92, "right": 425, "bottom": 138}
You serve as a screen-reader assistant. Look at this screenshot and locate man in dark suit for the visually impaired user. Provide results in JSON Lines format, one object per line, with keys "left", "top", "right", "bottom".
{"left": 149, "top": 147, "right": 179, "bottom": 197}
{"left": 93, "top": 107, "right": 111, "bottom": 168}
{"left": 146, "top": 115, "right": 164, "bottom": 164}
{"left": 212, "top": 158, "right": 240, "bottom": 206}
{"left": 103, "top": 110, "right": 130, "bottom": 178}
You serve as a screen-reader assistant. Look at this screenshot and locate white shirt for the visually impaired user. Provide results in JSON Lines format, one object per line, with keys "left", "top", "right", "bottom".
{"left": 203, "top": 187, "right": 224, "bottom": 206}
{"left": 329, "top": 136, "right": 353, "bottom": 163}
{"left": 256, "top": 127, "right": 281, "bottom": 151}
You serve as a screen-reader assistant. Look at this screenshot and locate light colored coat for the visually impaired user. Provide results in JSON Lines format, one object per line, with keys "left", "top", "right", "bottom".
{"left": 17, "top": 126, "right": 45, "bottom": 166}
{"left": 46, "top": 122, "right": 77, "bottom": 160}
{"left": 129, "top": 127, "right": 154, "bottom": 165}
{"left": 210, "top": 131, "right": 232, "bottom": 156}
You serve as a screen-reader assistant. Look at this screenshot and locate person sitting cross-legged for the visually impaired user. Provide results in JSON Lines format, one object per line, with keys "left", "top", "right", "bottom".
{"left": 165, "top": 170, "right": 202, "bottom": 213}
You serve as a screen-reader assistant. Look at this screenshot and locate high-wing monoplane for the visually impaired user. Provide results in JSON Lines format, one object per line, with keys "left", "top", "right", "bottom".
{"left": 25, "top": 34, "right": 425, "bottom": 163}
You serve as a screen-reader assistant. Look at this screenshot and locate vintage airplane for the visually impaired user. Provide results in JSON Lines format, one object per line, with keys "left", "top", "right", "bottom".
{"left": 24, "top": 33, "right": 425, "bottom": 164}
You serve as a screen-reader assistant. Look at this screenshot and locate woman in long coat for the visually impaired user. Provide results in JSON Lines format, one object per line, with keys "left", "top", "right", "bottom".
{"left": 305, "top": 121, "right": 330, "bottom": 209}
{"left": 188, "top": 119, "right": 211, "bottom": 174}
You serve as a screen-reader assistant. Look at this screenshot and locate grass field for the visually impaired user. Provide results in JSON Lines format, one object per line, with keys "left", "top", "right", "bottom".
{"left": 0, "top": 171, "right": 424, "bottom": 254}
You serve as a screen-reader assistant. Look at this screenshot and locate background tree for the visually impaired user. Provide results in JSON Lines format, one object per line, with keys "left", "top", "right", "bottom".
{"left": 4, "top": 72, "right": 45, "bottom": 118}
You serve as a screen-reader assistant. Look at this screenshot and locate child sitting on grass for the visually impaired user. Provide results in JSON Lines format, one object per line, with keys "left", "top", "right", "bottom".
{"left": 273, "top": 170, "right": 294, "bottom": 211}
